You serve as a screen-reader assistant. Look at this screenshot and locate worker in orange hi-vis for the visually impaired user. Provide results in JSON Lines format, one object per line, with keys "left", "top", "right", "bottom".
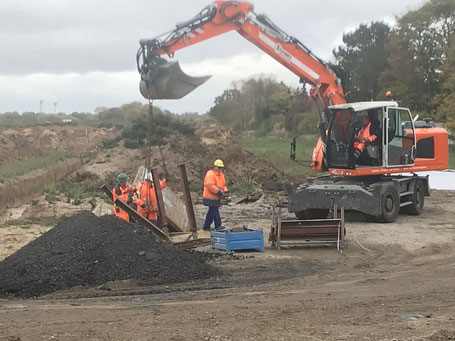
{"left": 202, "top": 159, "right": 228, "bottom": 231}
{"left": 353, "top": 114, "right": 377, "bottom": 161}
{"left": 112, "top": 173, "right": 137, "bottom": 222}
{"left": 135, "top": 175, "right": 168, "bottom": 224}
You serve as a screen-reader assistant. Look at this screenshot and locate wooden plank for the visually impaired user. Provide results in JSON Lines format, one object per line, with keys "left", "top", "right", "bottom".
{"left": 178, "top": 164, "right": 198, "bottom": 234}
{"left": 173, "top": 238, "right": 211, "bottom": 249}
{"left": 170, "top": 230, "right": 210, "bottom": 244}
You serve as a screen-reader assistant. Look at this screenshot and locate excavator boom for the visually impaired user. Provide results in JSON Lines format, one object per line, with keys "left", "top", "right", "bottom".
{"left": 137, "top": 1, "right": 346, "bottom": 106}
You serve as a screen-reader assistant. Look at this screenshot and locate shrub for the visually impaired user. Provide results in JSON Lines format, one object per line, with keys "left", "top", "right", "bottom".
{"left": 189, "top": 179, "right": 203, "bottom": 195}
{"left": 121, "top": 112, "right": 194, "bottom": 149}
{"left": 102, "top": 136, "right": 122, "bottom": 149}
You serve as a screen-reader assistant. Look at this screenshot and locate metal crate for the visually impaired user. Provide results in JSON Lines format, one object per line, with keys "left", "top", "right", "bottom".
{"left": 210, "top": 226, "right": 264, "bottom": 253}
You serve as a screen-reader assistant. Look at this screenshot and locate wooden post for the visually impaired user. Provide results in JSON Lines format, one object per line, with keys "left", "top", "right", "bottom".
{"left": 341, "top": 207, "right": 345, "bottom": 240}
{"left": 151, "top": 169, "right": 167, "bottom": 227}
{"left": 277, "top": 208, "right": 282, "bottom": 249}
{"left": 178, "top": 164, "right": 198, "bottom": 236}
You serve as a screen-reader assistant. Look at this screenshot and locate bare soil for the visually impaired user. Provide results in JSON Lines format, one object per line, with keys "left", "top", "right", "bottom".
{"left": 0, "top": 126, "right": 110, "bottom": 164}
{"left": 1, "top": 191, "right": 455, "bottom": 340}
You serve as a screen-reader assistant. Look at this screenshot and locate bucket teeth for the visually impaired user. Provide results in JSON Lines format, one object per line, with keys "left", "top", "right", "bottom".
{"left": 139, "top": 60, "right": 211, "bottom": 100}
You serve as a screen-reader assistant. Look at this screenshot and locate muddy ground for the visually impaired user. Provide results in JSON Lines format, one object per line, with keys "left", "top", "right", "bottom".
{"left": 1, "top": 190, "right": 455, "bottom": 340}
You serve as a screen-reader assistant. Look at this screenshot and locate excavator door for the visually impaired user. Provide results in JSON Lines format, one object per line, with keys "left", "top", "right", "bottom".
{"left": 385, "top": 107, "right": 416, "bottom": 166}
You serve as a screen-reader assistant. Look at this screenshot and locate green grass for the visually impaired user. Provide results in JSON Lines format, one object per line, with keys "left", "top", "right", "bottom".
{"left": 239, "top": 135, "right": 319, "bottom": 179}
{"left": 449, "top": 146, "right": 455, "bottom": 170}
{"left": 0, "top": 151, "right": 71, "bottom": 183}
{"left": 4, "top": 217, "right": 61, "bottom": 227}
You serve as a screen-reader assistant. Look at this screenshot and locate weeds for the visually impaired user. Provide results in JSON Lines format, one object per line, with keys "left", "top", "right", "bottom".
{"left": 0, "top": 151, "right": 71, "bottom": 183}
{"left": 5, "top": 217, "right": 60, "bottom": 227}
{"left": 189, "top": 179, "right": 203, "bottom": 195}
{"left": 102, "top": 136, "right": 122, "bottom": 149}
{"left": 43, "top": 178, "right": 105, "bottom": 205}
{"left": 229, "top": 181, "right": 260, "bottom": 197}
{"left": 449, "top": 144, "right": 455, "bottom": 170}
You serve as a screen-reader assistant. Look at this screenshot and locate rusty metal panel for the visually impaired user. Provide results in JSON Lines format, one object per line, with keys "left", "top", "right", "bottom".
{"left": 114, "top": 199, "right": 170, "bottom": 243}
{"left": 100, "top": 184, "right": 113, "bottom": 201}
{"left": 270, "top": 208, "right": 346, "bottom": 249}
{"left": 178, "top": 164, "right": 198, "bottom": 234}
{"left": 151, "top": 169, "right": 167, "bottom": 227}
{"left": 162, "top": 187, "right": 190, "bottom": 232}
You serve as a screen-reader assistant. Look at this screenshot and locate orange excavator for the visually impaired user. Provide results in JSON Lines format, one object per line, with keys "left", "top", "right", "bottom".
{"left": 137, "top": 1, "right": 449, "bottom": 222}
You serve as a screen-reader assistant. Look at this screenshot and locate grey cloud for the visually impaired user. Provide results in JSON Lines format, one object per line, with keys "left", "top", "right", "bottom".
{"left": 0, "top": 0, "right": 424, "bottom": 76}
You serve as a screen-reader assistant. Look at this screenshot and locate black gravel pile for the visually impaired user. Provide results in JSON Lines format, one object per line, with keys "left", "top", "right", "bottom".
{"left": 0, "top": 212, "right": 219, "bottom": 297}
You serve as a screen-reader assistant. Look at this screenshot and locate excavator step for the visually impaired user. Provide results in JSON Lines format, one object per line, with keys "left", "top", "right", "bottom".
{"left": 400, "top": 191, "right": 413, "bottom": 197}
{"left": 399, "top": 201, "right": 413, "bottom": 208}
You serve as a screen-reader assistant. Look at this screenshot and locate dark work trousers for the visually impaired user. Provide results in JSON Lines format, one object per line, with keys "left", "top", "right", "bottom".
{"left": 203, "top": 206, "right": 221, "bottom": 230}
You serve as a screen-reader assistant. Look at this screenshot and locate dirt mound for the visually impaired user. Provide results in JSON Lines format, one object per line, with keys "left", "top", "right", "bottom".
{"left": 0, "top": 126, "right": 110, "bottom": 164}
{"left": 0, "top": 212, "right": 219, "bottom": 297}
{"left": 83, "top": 117, "right": 283, "bottom": 191}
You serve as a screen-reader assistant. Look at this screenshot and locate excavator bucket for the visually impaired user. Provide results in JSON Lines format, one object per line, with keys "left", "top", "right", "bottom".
{"left": 139, "top": 60, "right": 211, "bottom": 100}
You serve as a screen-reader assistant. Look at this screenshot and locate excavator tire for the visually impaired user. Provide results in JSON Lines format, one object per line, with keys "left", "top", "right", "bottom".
{"left": 402, "top": 179, "right": 425, "bottom": 215}
{"left": 375, "top": 183, "right": 399, "bottom": 223}
{"left": 295, "top": 209, "right": 330, "bottom": 220}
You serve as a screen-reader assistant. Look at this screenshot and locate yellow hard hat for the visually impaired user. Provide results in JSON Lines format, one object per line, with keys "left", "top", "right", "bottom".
{"left": 214, "top": 159, "right": 224, "bottom": 167}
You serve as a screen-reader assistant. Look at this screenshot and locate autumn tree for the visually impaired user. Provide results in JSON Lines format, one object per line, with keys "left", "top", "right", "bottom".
{"left": 333, "top": 21, "right": 391, "bottom": 102}
{"left": 380, "top": 0, "right": 455, "bottom": 114}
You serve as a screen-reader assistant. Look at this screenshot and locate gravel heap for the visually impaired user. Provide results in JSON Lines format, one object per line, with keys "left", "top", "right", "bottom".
{"left": 0, "top": 212, "right": 219, "bottom": 297}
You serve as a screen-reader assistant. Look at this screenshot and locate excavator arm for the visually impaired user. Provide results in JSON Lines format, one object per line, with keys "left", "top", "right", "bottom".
{"left": 137, "top": 1, "right": 347, "bottom": 106}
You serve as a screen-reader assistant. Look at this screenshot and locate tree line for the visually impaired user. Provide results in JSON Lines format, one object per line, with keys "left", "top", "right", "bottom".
{"left": 209, "top": 0, "right": 455, "bottom": 134}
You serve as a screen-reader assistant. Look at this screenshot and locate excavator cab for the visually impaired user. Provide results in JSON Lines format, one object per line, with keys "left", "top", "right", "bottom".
{"left": 325, "top": 101, "right": 416, "bottom": 170}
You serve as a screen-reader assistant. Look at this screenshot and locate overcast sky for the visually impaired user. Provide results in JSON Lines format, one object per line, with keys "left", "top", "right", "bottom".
{"left": 0, "top": 0, "right": 425, "bottom": 115}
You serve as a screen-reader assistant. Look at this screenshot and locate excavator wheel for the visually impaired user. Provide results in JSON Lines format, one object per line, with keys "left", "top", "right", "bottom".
{"left": 375, "top": 183, "right": 399, "bottom": 223}
{"left": 402, "top": 179, "right": 424, "bottom": 215}
{"left": 295, "top": 209, "right": 329, "bottom": 220}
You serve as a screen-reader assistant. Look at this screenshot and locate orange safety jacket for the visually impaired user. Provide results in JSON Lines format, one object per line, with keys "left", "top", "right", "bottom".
{"left": 203, "top": 169, "right": 227, "bottom": 207}
{"left": 354, "top": 122, "right": 377, "bottom": 152}
{"left": 135, "top": 179, "right": 167, "bottom": 218}
{"left": 112, "top": 183, "right": 134, "bottom": 222}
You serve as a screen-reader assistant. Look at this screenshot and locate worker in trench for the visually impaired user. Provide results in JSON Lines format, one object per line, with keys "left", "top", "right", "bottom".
{"left": 202, "top": 159, "right": 228, "bottom": 231}
{"left": 135, "top": 174, "right": 168, "bottom": 224}
{"left": 112, "top": 173, "right": 137, "bottom": 222}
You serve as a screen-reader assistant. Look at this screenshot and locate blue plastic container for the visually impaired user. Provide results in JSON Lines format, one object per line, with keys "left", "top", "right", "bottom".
{"left": 210, "top": 226, "right": 264, "bottom": 253}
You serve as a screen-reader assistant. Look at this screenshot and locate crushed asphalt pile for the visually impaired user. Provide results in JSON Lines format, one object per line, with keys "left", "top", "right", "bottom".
{"left": 0, "top": 212, "right": 219, "bottom": 297}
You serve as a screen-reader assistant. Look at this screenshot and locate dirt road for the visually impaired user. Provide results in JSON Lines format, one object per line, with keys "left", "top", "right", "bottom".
{"left": 1, "top": 191, "right": 455, "bottom": 340}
